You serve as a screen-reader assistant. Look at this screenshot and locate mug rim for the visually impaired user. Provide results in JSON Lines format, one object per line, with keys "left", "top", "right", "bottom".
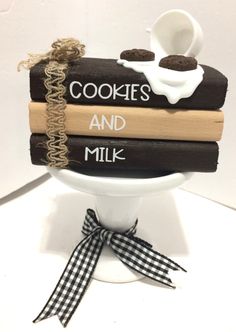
{"left": 150, "top": 9, "right": 203, "bottom": 58}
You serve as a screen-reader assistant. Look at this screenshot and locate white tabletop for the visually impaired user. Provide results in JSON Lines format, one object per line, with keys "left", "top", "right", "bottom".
{"left": 0, "top": 175, "right": 235, "bottom": 332}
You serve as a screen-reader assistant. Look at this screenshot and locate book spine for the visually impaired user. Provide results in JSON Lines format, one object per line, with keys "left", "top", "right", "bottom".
{"left": 29, "top": 102, "right": 224, "bottom": 142}
{"left": 30, "top": 134, "right": 219, "bottom": 174}
{"left": 30, "top": 60, "right": 228, "bottom": 109}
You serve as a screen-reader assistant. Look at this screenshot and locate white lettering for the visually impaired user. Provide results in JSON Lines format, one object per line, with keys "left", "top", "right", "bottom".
{"left": 101, "top": 115, "right": 114, "bottom": 131}
{"left": 83, "top": 83, "right": 97, "bottom": 99}
{"left": 140, "top": 84, "right": 151, "bottom": 101}
{"left": 89, "top": 114, "right": 101, "bottom": 130}
{"left": 98, "top": 83, "right": 113, "bottom": 99}
{"left": 114, "top": 115, "right": 126, "bottom": 131}
{"left": 69, "top": 81, "right": 82, "bottom": 99}
{"left": 89, "top": 114, "right": 126, "bottom": 131}
{"left": 99, "top": 147, "right": 106, "bottom": 162}
{"left": 130, "top": 84, "right": 139, "bottom": 101}
{"left": 112, "top": 148, "right": 125, "bottom": 162}
{"left": 69, "top": 81, "right": 150, "bottom": 102}
{"left": 113, "top": 84, "right": 130, "bottom": 101}
{"left": 84, "top": 147, "right": 99, "bottom": 161}
{"left": 105, "top": 148, "right": 112, "bottom": 162}
{"left": 84, "top": 147, "right": 126, "bottom": 163}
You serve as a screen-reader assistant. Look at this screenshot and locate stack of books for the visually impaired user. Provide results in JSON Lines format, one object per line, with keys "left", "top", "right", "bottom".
{"left": 29, "top": 57, "right": 227, "bottom": 177}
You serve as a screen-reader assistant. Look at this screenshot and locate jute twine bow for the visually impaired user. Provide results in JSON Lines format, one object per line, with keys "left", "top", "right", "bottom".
{"left": 18, "top": 38, "right": 85, "bottom": 168}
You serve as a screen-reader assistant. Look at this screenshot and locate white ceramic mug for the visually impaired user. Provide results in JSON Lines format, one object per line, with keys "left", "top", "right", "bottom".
{"left": 150, "top": 9, "right": 203, "bottom": 60}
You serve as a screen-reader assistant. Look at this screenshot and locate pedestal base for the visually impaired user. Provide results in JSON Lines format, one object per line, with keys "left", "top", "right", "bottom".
{"left": 47, "top": 168, "right": 192, "bottom": 283}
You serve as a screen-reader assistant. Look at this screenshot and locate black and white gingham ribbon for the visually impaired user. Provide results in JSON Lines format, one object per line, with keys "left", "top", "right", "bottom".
{"left": 33, "top": 209, "right": 185, "bottom": 327}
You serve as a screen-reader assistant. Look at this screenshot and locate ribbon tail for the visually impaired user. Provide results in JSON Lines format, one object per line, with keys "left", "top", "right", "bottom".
{"left": 33, "top": 230, "right": 103, "bottom": 327}
{"left": 111, "top": 234, "right": 186, "bottom": 288}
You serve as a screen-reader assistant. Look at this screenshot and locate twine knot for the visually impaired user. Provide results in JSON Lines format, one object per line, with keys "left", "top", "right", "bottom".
{"left": 50, "top": 38, "right": 85, "bottom": 62}
{"left": 17, "top": 38, "right": 85, "bottom": 71}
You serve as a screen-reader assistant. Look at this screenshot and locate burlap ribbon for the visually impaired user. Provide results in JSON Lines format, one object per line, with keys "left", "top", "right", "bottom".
{"left": 18, "top": 38, "right": 85, "bottom": 167}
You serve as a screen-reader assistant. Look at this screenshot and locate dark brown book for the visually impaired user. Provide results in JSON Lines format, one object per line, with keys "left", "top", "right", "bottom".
{"left": 30, "top": 134, "right": 219, "bottom": 176}
{"left": 30, "top": 58, "right": 228, "bottom": 110}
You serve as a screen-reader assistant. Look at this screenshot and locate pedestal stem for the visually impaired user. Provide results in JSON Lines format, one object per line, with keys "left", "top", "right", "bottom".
{"left": 95, "top": 196, "right": 142, "bottom": 232}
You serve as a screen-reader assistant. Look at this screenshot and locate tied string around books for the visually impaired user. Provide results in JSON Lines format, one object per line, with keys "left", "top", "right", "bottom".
{"left": 18, "top": 38, "right": 85, "bottom": 168}
{"left": 33, "top": 209, "right": 186, "bottom": 327}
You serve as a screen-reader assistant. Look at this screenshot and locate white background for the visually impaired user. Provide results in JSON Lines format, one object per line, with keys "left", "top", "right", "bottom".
{"left": 0, "top": 3, "right": 236, "bottom": 331}
{"left": 0, "top": 0, "right": 235, "bottom": 207}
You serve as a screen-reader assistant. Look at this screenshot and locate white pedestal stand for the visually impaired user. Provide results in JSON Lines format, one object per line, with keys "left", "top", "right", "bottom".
{"left": 47, "top": 167, "right": 192, "bottom": 283}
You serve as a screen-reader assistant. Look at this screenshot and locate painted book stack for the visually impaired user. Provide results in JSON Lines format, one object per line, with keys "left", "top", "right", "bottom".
{"left": 29, "top": 55, "right": 227, "bottom": 177}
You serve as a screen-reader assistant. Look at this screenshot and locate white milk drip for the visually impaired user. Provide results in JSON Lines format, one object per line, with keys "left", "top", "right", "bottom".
{"left": 117, "top": 59, "right": 204, "bottom": 104}
{"left": 117, "top": 10, "right": 204, "bottom": 104}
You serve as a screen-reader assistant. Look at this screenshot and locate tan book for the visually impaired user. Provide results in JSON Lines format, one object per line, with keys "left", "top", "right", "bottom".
{"left": 29, "top": 102, "right": 224, "bottom": 142}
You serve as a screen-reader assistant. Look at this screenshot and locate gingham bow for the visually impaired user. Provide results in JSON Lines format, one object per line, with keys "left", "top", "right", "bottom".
{"left": 34, "top": 209, "right": 185, "bottom": 327}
